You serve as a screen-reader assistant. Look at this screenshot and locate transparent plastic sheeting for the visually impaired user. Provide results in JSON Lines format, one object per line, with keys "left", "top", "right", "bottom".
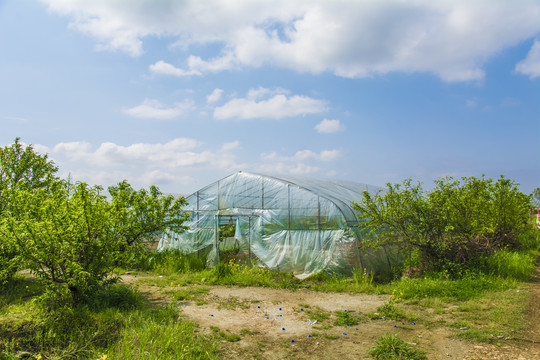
{"left": 158, "top": 171, "right": 396, "bottom": 279}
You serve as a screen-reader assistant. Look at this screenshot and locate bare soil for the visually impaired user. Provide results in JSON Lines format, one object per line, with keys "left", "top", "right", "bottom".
{"left": 123, "top": 271, "right": 540, "bottom": 360}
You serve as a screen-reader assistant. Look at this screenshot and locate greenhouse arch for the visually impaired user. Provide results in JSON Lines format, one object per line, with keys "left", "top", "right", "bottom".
{"left": 158, "top": 171, "right": 399, "bottom": 279}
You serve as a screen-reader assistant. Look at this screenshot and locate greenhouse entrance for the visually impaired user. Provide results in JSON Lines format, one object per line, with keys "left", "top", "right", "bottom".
{"left": 215, "top": 215, "right": 260, "bottom": 265}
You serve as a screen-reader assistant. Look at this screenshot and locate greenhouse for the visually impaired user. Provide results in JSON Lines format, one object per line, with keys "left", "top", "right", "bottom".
{"left": 158, "top": 171, "right": 399, "bottom": 278}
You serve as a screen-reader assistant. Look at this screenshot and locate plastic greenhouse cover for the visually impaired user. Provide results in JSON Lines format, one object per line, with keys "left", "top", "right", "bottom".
{"left": 158, "top": 171, "right": 396, "bottom": 278}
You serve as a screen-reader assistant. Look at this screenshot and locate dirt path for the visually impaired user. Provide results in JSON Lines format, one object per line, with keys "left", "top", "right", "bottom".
{"left": 463, "top": 263, "right": 540, "bottom": 360}
{"left": 122, "top": 270, "right": 540, "bottom": 360}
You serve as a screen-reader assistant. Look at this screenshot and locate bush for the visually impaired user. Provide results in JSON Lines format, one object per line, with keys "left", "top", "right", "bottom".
{"left": 354, "top": 175, "right": 532, "bottom": 275}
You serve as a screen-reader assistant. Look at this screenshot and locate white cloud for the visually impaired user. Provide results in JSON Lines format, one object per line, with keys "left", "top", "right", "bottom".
{"left": 43, "top": 138, "right": 243, "bottom": 192}
{"left": 515, "top": 40, "right": 540, "bottom": 79}
{"left": 257, "top": 149, "right": 341, "bottom": 175}
{"left": 206, "top": 88, "right": 224, "bottom": 103}
{"left": 221, "top": 141, "right": 240, "bottom": 152}
{"left": 4, "top": 116, "right": 28, "bottom": 123}
{"left": 149, "top": 60, "right": 201, "bottom": 77}
{"left": 42, "top": 0, "right": 540, "bottom": 82}
{"left": 123, "top": 99, "right": 194, "bottom": 119}
{"left": 213, "top": 88, "right": 327, "bottom": 120}
{"left": 315, "top": 118, "right": 344, "bottom": 133}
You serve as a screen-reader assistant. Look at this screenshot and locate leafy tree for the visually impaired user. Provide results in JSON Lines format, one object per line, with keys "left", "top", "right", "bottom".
{"left": 1, "top": 182, "right": 119, "bottom": 303}
{"left": 108, "top": 180, "right": 189, "bottom": 246}
{"left": 353, "top": 176, "right": 532, "bottom": 274}
{"left": 0, "top": 137, "right": 58, "bottom": 204}
{"left": 0, "top": 138, "right": 59, "bottom": 286}
{"left": 1, "top": 180, "right": 189, "bottom": 305}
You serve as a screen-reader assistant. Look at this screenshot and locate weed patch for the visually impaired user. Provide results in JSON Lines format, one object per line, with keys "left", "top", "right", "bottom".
{"left": 369, "top": 333, "right": 426, "bottom": 360}
{"left": 334, "top": 311, "right": 359, "bottom": 326}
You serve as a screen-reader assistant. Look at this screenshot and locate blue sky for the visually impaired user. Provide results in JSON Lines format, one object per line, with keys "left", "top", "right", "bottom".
{"left": 1, "top": 0, "right": 539, "bottom": 195}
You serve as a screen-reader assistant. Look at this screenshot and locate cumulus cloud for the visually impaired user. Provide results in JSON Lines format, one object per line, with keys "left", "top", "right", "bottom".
{"left": 42, "top": 0, "right": 540, "bottom": 81}
{"left": 206, "top": 88, "right": 224, "bottom": 103}
{"left": 315, "top": 119, "right": 344, "bottom": 133}
{"left": 149, "top": 60, "right": 201, "bottom": 77}
{"left": 515, "top": 40, "right": 540, "bottom": 79}
{"left": 221, "top": 141, "right": 240, "bottom": 151}
{"left": 213, "top": 88, "right": 327, "bottom": 120}
{"left": 257, "top": 149, "right": 341, "bottom": 175}
{"left": 123, "top": 99, "right": 194, "bottom": 119}
{"left": 43, "top": 138, "right": 243, "bottom": 192}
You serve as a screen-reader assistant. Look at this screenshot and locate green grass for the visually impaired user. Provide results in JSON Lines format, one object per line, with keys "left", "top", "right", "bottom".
{"left": 128, "top": 249, "right": 208, "bottom": 275}
{"left": 369, "top": 333, "right": 427, "bottom": 360}
{"left": 167, "top": 286, "right": 209, "bottom": 304}
{"left": 334, "top": 311, "right": 359, "bottom": 326}
{"left": 386, "top": 273, "right": 518, "bottom": 301}
{"left": 100, "top": 306, "right": 219, "bottom": 359}
{"left": 478, "top": 248, "right": 537, "bottom": 280}
{"left": 304, "top": 306, "right": 331, "bottom": 323}
{"left": 377, "top": 302, "right": 417, "bottom": 322}
{"left": 0, "top": 277, "right": 218, "bottom": 360}
{"left": 2, "top": 243, "right": 535, "bottom": 359}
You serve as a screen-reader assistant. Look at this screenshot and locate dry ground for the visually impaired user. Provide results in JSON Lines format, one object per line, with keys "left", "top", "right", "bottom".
{"left": 123, "top": 269, "right": 540, "bottom": 360}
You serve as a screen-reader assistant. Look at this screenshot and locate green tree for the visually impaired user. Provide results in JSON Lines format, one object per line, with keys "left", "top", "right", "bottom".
{"left": 108, "top": 180, "right": 189, "bottom": 246}
{"left": 1, "top": 180, "right": 189, "bottom": 305}
{"left": 353, "top": 176, "right": 532, "bottom": 274}
{"left": 0, "top": 138, "right": 59, "bottom": 285}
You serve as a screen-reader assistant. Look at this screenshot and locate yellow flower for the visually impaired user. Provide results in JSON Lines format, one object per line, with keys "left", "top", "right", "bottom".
{"left": 99, "top": 354, "right": 108, "bottom": 360}
{"left": 34, "top": 354, "right": 42, "bottom": 360}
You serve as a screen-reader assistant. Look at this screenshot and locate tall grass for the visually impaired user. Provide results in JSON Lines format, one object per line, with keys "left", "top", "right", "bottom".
{"left": 0, "top": 279, "right": 217, "bottom": 360}
{"left": 98, "top": 305, "right": 219, "bottom": 360}
{"left": 369, "top": 333, "right": 427, "bottom": 360}
{"left": 387, "top": 273, "right": 518, "bottom": 301}
{"left": 478, "top": 248, "right": 537, "bottom": 280}
{"left": 127, "top": 249, "right": 207, "bottom": 275}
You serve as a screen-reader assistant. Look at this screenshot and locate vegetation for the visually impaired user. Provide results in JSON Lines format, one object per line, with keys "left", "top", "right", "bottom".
{"left": 369, "top": 333, "right": 427, "bottom": 360}
{"left": 1, "top": 138, "right": 538, "bottom": 358}
{"left": 0, "top": 138, "right": 189, "bottom": 306}
{"left": 353, "top": 175, "right": 533, "bottom": 275}
{"left": 0, "top": 138, "right": 59, "bottom": 286}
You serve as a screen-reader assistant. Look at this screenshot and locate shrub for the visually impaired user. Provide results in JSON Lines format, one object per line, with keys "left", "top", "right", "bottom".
{"left": 354, "top": 175, "right": 532, "bottom": 275}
